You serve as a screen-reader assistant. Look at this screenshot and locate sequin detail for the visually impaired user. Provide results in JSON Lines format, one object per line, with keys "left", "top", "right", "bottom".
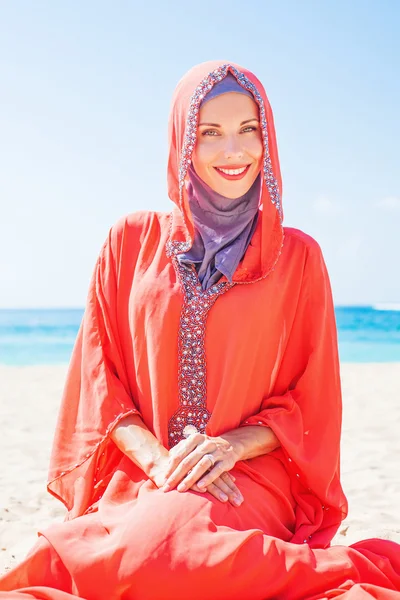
{"left": 166, "top": 64, "right": 283, "bottom": 445}
{"left": 166, "top": 63, "right": 281, "bottom": 259}
{"left": 168, "top": 259, "right": 234, "bottom": 447}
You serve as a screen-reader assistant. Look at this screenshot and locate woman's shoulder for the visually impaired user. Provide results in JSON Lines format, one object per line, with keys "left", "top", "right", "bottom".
{"left": 98, "top": 210, "right": 171, "bottom": 263}
{"left": 110, "top": 210, "right": 170, "bottom": 238}
{"left": 283, "top": 227, "right": 331, "bottom": 284}
{"left": 283, "top": 226, "right": 324, "bottom": 258}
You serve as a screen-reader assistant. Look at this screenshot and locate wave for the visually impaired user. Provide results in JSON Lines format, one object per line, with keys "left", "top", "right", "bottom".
{"left": 372, "top": 303, "right": 400, "bottom": 312}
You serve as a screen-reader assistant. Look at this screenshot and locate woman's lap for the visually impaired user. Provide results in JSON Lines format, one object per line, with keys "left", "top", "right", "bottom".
{"left": 10, "top": 463, "right": 400, "bottom": 599}
{"left": 0, "top": 466, "right": 296, "bottom": 598}
{"left": 1, "top": 485, "right": 400, "bottom": 599}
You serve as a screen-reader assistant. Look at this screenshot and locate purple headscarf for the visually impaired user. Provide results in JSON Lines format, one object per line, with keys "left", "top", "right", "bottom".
{"left": 177, "top": 73, "right": 261, "bottom": 290}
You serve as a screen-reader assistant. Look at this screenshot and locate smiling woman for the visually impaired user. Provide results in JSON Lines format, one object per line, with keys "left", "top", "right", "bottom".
{"left": 175, "top": 74, "right": 265, "bottom": 292}
{"left": 1, "top": 60, "right": 400, "bottom": 600}
{"left": 192, "top": 74, "right": 263, "bottom": 197}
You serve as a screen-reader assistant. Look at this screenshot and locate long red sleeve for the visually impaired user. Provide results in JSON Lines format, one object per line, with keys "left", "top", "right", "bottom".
{"left": 47, "top": 224, "right": 141, "bottom": 520}
{"left": 240, "top": 239, "right": 348, "bottom": 547}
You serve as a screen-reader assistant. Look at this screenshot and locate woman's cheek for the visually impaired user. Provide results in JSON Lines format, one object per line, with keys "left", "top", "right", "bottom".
{"left": 246, "top": 137, "right": 263, "bottom": 159}
{"left": 194, "top": 142, "right": 219, "bottom": 166}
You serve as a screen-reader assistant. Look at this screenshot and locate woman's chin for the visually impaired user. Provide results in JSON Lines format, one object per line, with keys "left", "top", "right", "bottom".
{"left": 209, "top": 178, "right": 254, "bottom": 199}
{"left": 205, "top": 164, "right": 260, "bottom": 198}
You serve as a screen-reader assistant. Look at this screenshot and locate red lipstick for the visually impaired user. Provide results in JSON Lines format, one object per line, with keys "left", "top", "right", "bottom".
{"left": 213, "top": 164, "right": 251, "bottom": 181}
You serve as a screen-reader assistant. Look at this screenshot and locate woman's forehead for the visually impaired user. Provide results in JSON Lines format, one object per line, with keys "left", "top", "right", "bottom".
{"left": 198, "top": 92, "right": 259, "bottom": 121}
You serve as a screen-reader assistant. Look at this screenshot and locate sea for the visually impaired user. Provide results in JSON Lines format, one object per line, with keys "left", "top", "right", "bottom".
{"left": 0, "top": 306, "right": 400, "bottom": 366}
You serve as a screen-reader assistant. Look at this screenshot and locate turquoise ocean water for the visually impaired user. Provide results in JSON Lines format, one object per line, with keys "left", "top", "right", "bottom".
{"left": 0, "top": 306, "right": 400, "bottom": 366}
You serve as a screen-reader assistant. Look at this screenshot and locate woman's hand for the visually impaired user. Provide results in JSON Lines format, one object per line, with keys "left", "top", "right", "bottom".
{"left": 191, "top": 472, "right": 243, "bottom": 507}
{"left": 148, "top": 455, "right": 175, "bottom": 490}
{"left": 162, "top": 432, "right": 242, "bottom": 498}
{"left": 148, "top": 443, "right": 244, "bottom": 507}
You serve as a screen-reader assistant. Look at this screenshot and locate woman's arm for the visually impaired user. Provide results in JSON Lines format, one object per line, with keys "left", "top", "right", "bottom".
{"left": 220, "top": 424, "right": 280, "bottom": 461}
{"left": 110, "top": 414, "right": 170, "bottom": 487}
{"left": 110, "top": 414, "right": 245, "bottom": 506}
{"left": 162, "top": 426, "right": 280, "bottom": 493}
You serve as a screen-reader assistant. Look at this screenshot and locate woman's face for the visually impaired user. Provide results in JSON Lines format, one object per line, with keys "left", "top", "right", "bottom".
{"left": 191, "top": 92, "right": 263, "bottom": 199}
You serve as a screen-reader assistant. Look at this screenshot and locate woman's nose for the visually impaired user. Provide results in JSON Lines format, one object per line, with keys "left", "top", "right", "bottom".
{"left": 223, "top": 135, "right": 244, "bottom": 159}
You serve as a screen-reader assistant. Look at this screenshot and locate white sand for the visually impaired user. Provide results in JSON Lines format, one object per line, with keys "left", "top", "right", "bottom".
{"left": 1, "top": 363, "right": 399, "bottom": 575}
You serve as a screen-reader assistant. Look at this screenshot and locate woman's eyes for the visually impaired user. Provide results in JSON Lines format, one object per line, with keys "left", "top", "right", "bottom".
{"left": 201, "top": 126, "right": 258, "bottom": 137}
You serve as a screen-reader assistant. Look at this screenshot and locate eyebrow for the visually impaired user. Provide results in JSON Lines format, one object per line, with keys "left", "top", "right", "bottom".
{"left": 198, "top": 118, "right": 259, "bottom": 127}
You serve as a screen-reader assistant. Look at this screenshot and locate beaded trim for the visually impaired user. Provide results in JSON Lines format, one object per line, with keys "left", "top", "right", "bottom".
{"left": 168, "top": 259, "right": 234, "bottom": 447}
{"left": 166, "top": 63, "right": 282, "bottom": 258}
{"left": 166, "top": 64, "right": 283, "bottom": 447}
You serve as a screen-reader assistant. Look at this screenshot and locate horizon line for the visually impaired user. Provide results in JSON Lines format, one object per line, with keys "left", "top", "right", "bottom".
{"left": 1, "top": 303, "right": 400, "bottom": 311}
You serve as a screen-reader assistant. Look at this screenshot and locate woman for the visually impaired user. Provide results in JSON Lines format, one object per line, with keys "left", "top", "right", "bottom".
{"left": 0, "top": 59, "right": 399, "bottom": 599}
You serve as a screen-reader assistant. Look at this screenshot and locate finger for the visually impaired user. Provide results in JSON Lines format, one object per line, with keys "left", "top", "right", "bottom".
{"left": 190, "top": 479, "right": 242, "bottom": 507}
{"left": 206, "top": 482, "right": 230, "bottom": 503}
{"left": 219, "top": 472, "right": 243, "bottom": 498}
{"left": 164, "top": 446, "right": 218, "bottom": 491}
{"left": 220, "top": 472, "right": 237, "bottom": 490}
{"left": 211, "top": 477, "right": 233, "bottom": 497}
{"left": 191, "top": 476, "right": 233, "bottom": 497}
{"left": 216, "top": 475, "right": 244, "bottom": 506}
{"left": 166, "top": 435, "right": 203, "bottom": 476}
{"left": 163, "top": 452, "right": 207, "bottom": 490}
{"left": 174, "top": 455, "right": 221, "bottom": 492}
{"left": 166, "top": 433, "right": 217, "bottom": 478}
{"left": 191, "top": 481, "right": 229, "bottom": 503}
{"left": 195, "top": 463, "right": 226, "bottom": 491}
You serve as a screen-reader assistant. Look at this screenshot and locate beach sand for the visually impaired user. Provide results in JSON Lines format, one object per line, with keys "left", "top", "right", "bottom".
{"left": 1, "top": 363, "right": 399, "bottom": 574}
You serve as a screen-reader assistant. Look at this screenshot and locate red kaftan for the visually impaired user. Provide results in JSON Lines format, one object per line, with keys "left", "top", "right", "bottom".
{"left": 1, "top": 60, "right": 399, "bottom": 599}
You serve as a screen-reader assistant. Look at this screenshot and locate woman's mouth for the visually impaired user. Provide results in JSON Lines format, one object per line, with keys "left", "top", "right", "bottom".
{"left": 213, "top": 164, "right": 251, "bottom": 181}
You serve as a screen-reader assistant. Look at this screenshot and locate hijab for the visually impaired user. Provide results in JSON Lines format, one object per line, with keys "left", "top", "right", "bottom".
{"left": 176, "top": 73, "right": 262, "bottom": 290}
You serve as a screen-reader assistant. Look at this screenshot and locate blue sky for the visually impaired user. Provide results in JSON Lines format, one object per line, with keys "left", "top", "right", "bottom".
{"left": 0, "top": 0, "right": 399, "bottom": 308}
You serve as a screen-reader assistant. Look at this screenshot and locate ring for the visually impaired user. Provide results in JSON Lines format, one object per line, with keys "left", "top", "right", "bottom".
{"left": 204, "top": 453, "right": 215, "bottom": 468}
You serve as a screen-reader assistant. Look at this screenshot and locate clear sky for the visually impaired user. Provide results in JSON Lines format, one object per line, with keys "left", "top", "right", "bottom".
{"left": 0, "top": 0, "right": 399, "bottom": 308}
